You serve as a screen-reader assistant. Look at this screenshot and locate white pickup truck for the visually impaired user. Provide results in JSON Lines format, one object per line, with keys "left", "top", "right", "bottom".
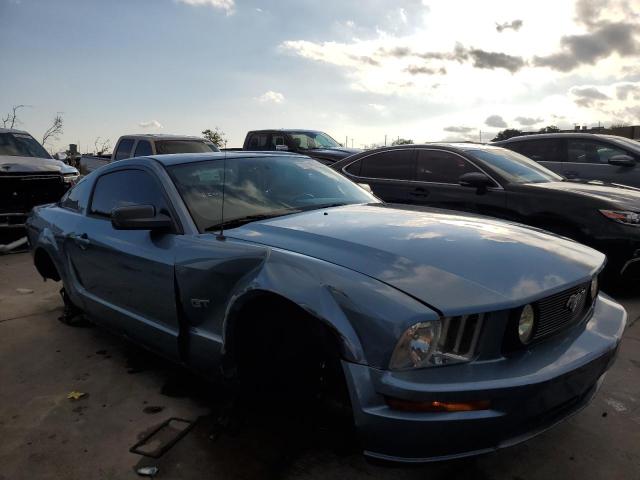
{"left": 79, "top": 134, "right": 220, "bottom": 174}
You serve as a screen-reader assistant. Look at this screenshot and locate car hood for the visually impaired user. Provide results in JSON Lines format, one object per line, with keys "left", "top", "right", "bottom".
{"left": 525, "top": 180, "right": 640, "bottom": 208}
{"left": 304, "top": 147, "right": 361, "bottom": 161}
{"left": 229, "top": 204, "right": 604, "bottom": 315}
{"left": 0, "top": 155, "right": 77, "bottom": 175}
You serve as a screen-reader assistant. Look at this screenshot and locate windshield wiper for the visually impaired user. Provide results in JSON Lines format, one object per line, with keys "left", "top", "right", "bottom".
{"left": 204, "top": 211, "right": 301, "bottom": 232}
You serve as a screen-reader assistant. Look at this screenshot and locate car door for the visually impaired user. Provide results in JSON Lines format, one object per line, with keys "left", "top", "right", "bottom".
{"left": 346, "top": 149, "right": 416, "bottom": 203}
{"left": 66, "top": 167, "right": 181, "bottom": 360}
{"left": 407, "top": 148, "right": 507, "bottom": 216}
{"left": 564, "top": 138, "right": 640, "bottom": 185}
{"left": 508, "top": 138, "right": 565, "bottom": 176}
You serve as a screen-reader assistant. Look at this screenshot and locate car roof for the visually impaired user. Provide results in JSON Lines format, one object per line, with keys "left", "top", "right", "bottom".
{"left": 0, "top": 128, "right": 32, "bottom": 135}
{"left": 248, "top": 129, "right": 322, "bottom": 134}
{"left": 149, "top": 151, "right": 309, "bottom": 166}
{"left": 495, "top": 132, "right": 628, "bottom": 143}
{"left": 120, "top": 134, "right": 213, "bottom": 141}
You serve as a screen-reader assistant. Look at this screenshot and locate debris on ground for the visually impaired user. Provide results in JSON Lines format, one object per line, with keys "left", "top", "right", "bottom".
{"left": 67, "top": 391, "right": 87, "bottom": 401}
{"left": 0, "top": 236, "right": 28, "bottom": 254}
{"left": 143, "top": 406, "right": 165, "bottom": 414}
{"left": 15, "top": 288, "right": 34, "bottom": 294}
{"left": 136, "top": 466, "right": 159, "bottom": 477}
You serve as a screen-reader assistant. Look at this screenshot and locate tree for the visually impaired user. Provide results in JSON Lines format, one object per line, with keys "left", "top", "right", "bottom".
{"left": 41, "top": 114, "right": 63, "bottom": 148}
{"left": 391, "top": 138, "right": 414, "bottom": 146}
{"left": 2, "top": 104, "right": 26, "bottom": 129}
{"left": 492, "top": 129, "right": 523, "bottom": 141}
{"left": 539, "top": 125, "right": 560, "bottom": 133}
{"left": 93, "top": 137, "right": 111, "bottom": 155}
{"left": 202, "top": 127, "right": 227, "bottom": 148}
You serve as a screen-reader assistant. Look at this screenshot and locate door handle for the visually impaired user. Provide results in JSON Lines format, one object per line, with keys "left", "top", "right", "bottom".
{"left": 409, "top": 187, "right": 430, "bottom": 198}
{"left": 68, "top": 233, "right": 91, "bottom": 249}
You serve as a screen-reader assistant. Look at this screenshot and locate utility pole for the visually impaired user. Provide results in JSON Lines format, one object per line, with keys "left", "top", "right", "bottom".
{"left": 345, "top": 136, "right": 348, "bottom": 148}
{"left": 479, "top": 130, "right": 482, "bottom": 143}
{"left": 384, "top": 134, "right": 387, "bottom": 146}
{"left": 351, "top": 138, "right": 354, "bottom": 148}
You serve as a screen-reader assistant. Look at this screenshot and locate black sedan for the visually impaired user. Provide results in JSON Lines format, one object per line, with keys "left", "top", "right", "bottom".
{"left": 332, "top": 143, "right": 640, "bottom": 279}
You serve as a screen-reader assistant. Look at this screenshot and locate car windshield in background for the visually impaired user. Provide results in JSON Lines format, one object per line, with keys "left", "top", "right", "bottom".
{"left": 0, "top": 133, "right": 51, "bottom": 159}
{"left": 469, "top": 148, "right": 563, "bottom": 184}
{"left": 289, "top": 131, "right": 340, "bottom": 150}
{"left": 155, "top": 140, "right": 219, "bottom": 155}
{"left": 168, "top": 156, "right": 378, "bottom": 232}
{"left": 607, "top": 136, "right": 640, "bottom": 152}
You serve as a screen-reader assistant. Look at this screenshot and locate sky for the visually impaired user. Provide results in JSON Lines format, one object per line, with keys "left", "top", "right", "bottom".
{"left": 1, "top": 0, "right": 640, "bottom": 152}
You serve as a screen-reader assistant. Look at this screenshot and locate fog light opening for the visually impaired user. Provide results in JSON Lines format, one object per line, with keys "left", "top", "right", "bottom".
{"left": 385, "top": 397, "right": 491, "bottom": 413}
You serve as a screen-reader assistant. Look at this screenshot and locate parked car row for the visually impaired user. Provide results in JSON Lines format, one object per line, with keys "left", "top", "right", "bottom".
{"left": 331, "top": 142, "right": 640, "bottom": 279}
{"left": 27, "top": 147, "right": 626, "bottom": 463}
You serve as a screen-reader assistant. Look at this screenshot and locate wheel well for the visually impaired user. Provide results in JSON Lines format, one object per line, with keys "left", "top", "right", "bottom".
{"left": 226, "top": 291, "right": 348, "bottom": 402}
{"left": 34, "top": 248, "right": 61, "bottom": 281}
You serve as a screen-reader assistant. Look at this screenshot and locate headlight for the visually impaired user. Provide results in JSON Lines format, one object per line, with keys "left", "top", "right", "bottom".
{"left": 600, "top": 209, "right": 640, "bottom": 226}
{"left": 590, "top": 276, "right": 599, "bottom": 300}
{"left": 389, "top": 315, "right": 483, "bottom": 370}
{"left": 518, "top": 304, "right": 535, "bottom": 344}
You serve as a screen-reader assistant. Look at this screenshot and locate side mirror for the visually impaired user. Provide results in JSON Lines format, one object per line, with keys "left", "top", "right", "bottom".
{"left": 608, "top": 154, "right": 636, "bottom": 167}
{"left": 111, "top": 204, "right": 173, "bottom": 231}
{"left": 275, "top": 144, "right": 289, "bottom": 151}
{"left": 459, "top": 172, "right": 494, "bottom": 190}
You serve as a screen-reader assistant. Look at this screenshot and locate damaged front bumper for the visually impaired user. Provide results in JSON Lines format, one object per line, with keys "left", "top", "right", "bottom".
{"left": 342, "top": 294, "right": 626, "bottom": 463}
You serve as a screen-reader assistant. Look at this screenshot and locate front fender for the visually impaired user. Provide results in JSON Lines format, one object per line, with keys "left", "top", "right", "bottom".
{"left": 177, "top": 237, "right": 437, "bottom": 370}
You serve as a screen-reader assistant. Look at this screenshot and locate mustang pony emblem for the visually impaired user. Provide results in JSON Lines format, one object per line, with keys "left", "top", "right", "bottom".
{"left": 566, "top": 289, "right": 586, "bottom": 313}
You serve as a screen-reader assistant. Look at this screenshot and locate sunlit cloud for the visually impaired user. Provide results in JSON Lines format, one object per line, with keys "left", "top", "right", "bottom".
{"left": 176, "top": 0, "right": 235, "bottom": 15}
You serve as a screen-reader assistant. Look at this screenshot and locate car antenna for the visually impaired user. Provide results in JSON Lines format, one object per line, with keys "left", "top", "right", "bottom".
{"left": 216, "top": 141, "right": 227, "bottom": 241}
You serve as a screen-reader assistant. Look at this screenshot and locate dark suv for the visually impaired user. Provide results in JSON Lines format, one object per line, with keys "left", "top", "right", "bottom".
{"left": 494, "top": 133, "right": 640, "bottom": 187}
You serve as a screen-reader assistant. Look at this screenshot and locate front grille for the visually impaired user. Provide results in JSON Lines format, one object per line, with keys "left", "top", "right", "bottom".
{"left": 439, "top": 314, "right": 484, "bottom": 360}
{"left": 0, "top": 174, "right": 66, "bottom": 213}
{"left": 533, "top": 282, "right": 591, "bottom": 341}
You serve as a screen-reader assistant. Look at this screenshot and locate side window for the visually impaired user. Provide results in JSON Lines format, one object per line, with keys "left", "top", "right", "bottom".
{"left": 416, "top": 150, "right": 482, "bottom": 184}
{"left": 60, "top": 178, "right": 92, "bottom": 213}
{"left": 113, "top": 139, "right": 134, "bottom": 160}
{"left": 515, "top": 139, "right": 564, "bottom": 163}
{"left": 133, "top": 140, "right": 153, "bottom": 157}
{"left": 360, "top": 150, "right": 415, "bottom": 180}
{"left": 247, "top": 134, "right": 269, "bottom": 149}
{"left": 271, "top": 134, "right": 286, "bottom": 150}
{"left": 90, "top": 170, "right": 168, "bottom": 218}
{"left": 567, "top": 139, "right": 630, "bottom": 164}
{"left": 345, "top": 160, "right": 362, "bottom": 176}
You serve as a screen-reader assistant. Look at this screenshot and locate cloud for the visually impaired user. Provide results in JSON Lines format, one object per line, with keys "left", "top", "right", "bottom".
{"left": 349, "top": 55, "right": 380, "bottom": 66}
{"left": 257, "top": 91, "right": 285, "bottom": 103}
{"left": 496, "top": 19, "right": 523, "bottom": 32}
{"left": 138, "top": 120, "right": 163, "bottom": 129}
{"left": 176, "top": 0, "right": 234, "bottom": 15}
{"left": 485, "top": 115, "right": 507, "bottom": 128}
{"left": 534, "top": 22, "right": 640, "bottom": 72}
{"left": 515, "top": 116, "right": 543, "bottom": 126}
{"left": 616, "top": 83, "right": 640, "bottom": 100}
{"left": 571, "top": 86, "right": 610, "bottom": 107}
{"left": 404, "top": 65, "right": 446, "bottom": 75}
{"left": 444, "top": 126, "right": 475, "bottom": 133}
{"left": 467, "top": 48, "right": 526, "bottom": 73}
{"left": 368, "top": 103, "right": 386, "bottom": 112}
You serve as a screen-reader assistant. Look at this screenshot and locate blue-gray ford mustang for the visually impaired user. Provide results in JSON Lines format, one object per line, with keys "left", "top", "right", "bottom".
{"left": 26, "top": 152, "right": 626, "bottom": 462}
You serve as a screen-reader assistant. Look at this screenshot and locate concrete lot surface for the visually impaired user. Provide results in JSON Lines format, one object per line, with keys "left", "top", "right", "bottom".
{"left": 1, "top": 252, "right": 639, "bottom": 480}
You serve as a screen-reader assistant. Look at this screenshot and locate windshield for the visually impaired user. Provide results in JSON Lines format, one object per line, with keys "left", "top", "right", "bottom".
{"left": 288, "top": 131, "right": 340, "bottom": 150}
{"left": 606, "top": 136, "right": 640, "bottom": 152}
{"left": 168, "top": 156, "right": 378, "bottom": 232}
{"left": 468, "top": 148, "right": 563, "bottom": 184}
{"left": 155, "top": 140, "right": 219, "bottom": 155}
{"left": 0, "top": 132, "right": 51, "bottom": 159}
